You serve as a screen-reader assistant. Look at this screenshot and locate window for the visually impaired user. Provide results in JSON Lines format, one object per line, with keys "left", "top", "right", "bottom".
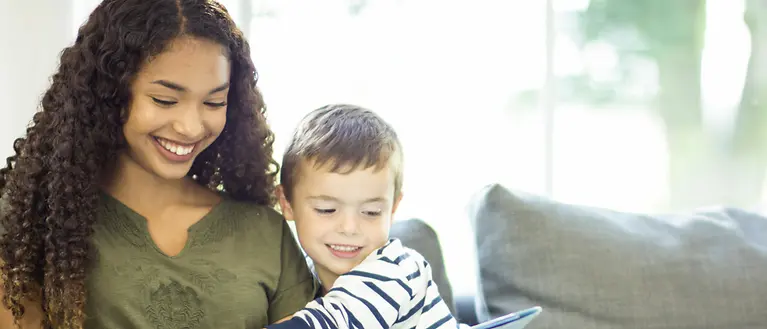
{"left": 243, "top": 1, "right": 552, "bottom": 295}
{"left": 550, "top": 0, "right": 755, "bottom": 213}
{"left": 239, "top": 0, "right": 761, "bottom": 294}
{"left": 71, "top": 0, "right": 762, "bottom": 295}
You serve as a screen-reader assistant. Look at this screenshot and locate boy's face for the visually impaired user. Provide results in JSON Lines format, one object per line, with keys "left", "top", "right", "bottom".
{"left": 278, "top": 159, "right": 402, "bottom": 288}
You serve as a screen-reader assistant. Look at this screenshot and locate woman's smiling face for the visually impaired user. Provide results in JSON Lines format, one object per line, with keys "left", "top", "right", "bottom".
{"left": 122, "top": 36, "right": 231, "bottom": 180}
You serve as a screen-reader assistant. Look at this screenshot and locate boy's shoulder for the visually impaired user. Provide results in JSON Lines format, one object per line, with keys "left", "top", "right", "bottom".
{"left": 365, "top": 239, "right": 432, "bottom": 275}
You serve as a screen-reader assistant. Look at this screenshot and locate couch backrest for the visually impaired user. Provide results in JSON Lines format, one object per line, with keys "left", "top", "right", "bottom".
{"left": 469, "top": 183, "right": 767, "bottom": 329}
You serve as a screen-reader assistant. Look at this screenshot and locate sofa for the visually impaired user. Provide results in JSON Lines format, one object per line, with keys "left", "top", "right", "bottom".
{"left": 390, "top": 183, "right": 767, "bottom": 328}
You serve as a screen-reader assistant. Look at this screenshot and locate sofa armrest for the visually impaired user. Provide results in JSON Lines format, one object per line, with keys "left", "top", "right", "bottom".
{"left": 455, "top": 294, "right": 479, "bottom": 326}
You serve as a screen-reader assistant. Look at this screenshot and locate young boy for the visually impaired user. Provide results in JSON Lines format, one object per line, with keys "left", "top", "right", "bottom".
{"left": 267, "top": 104, "right": 462, "bottom": 329}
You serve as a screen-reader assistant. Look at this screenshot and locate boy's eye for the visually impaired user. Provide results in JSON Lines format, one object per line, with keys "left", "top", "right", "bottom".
{"left": 363, "top": 211, "right": 382, "bottom": 217}
{"left": 151, "top": 97, "right": 177, "bottom": 107}
{"left": 314, "top": 208, "right": 336, "bottom": 215}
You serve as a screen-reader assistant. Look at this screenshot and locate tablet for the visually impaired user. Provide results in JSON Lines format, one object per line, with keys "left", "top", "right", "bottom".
{"left": 469, "top": 306, "right": 542, "bottom": 329}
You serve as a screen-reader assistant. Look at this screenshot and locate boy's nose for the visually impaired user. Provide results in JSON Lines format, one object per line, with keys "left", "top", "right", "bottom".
{"left": 338, "top": 213, "right": 360, "bottom": 235}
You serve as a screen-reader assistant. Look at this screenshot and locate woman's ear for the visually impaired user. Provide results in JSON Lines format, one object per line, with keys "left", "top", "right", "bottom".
{"left": 276, "top": 185, "right": 294, "bottom": 221}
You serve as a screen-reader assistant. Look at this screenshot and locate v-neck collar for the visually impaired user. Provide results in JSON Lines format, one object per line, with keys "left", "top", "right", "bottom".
{"left": 99, "top": 191, "right": 226, "bottom": 258}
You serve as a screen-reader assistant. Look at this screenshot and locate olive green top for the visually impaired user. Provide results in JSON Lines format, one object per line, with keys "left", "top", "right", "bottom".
{"left": 79, "top": 193, "right": 316, "bottom": 329}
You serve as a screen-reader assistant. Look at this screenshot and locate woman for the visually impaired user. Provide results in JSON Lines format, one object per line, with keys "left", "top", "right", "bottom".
{"left": 0, "top": 1, "right": 316, "bottom": 328}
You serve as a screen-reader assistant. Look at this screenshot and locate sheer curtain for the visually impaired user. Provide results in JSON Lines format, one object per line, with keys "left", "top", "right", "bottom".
{"left": 243, "top": 1, "right": 550, "bottom": 295}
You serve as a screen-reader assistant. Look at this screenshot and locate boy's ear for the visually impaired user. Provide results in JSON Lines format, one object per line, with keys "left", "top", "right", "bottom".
{"left": 390, "top": 191, "right": 404, "bottom": 221}
{"left": 276, "top": 185, "right": 295, "bottom": 221}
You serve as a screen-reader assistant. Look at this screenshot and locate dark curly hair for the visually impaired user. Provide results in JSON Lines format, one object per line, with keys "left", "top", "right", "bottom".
{"left": 0, "top": 1, "right": 278, "bottom": 327}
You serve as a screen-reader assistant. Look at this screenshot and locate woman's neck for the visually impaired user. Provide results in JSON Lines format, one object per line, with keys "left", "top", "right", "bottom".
{"left": 101, "top": 153, "right": 197, "bottom": 210}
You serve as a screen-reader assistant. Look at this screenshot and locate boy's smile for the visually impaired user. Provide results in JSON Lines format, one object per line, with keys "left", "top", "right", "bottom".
{"left": 326, "top": 244, "right": 364, "bottom": 259}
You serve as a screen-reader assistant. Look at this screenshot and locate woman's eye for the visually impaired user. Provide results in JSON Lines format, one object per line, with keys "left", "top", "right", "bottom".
{"left": 151, "top": 97, "right": 177, "bottom": 107}
{"left": 314, "top": 208, "right": 336, "bottom": 215}
{"left": 204, "top": 101, "right": 227, "bottom": 108}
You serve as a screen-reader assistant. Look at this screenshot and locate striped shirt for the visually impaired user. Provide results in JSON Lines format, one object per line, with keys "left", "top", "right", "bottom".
{"left": 267, "top": 239, "right": 462, "bottom": 329}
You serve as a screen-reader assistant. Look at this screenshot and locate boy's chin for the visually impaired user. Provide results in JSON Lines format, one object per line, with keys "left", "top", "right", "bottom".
{"left": 320, "top": 261, "right": 361, "bottom": 277}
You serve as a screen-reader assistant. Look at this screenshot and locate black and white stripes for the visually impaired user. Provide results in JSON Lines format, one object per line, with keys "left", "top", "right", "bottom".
{"left": 269, "top": 239, "right": 461, "bottom": 329}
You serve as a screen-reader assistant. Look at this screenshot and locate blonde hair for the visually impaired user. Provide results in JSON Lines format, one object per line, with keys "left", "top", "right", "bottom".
{"left": 280, "top": 104, "right": 403, "bottom": 201}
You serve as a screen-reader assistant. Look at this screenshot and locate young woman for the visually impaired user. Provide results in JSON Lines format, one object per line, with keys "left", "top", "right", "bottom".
{"left": 0, "top": 1, "right": 315, "bottom": 328}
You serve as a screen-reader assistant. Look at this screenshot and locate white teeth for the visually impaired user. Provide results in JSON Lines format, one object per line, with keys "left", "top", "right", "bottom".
{"left": 157, "top": 138, "right": 195, "bottom": 156}
{"left": 329, "top": 244, "right": 361, "bottom": 252}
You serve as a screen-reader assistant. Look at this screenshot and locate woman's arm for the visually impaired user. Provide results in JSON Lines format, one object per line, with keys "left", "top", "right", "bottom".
{"left": 0, "top": 261, "right": 44, "bottom": 329}
{"left": 266, "top": 219, "right": 318, "bottom": 324}
{"left": 0, "top": 298, "right": 43, "bottom": 329}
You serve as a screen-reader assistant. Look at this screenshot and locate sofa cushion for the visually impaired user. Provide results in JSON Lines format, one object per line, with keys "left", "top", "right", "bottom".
{"left": 469, "top": 183, "right": 767, "bottom": 328}
{"left": 390, "top": 218, "right": 456, "bottom": 315}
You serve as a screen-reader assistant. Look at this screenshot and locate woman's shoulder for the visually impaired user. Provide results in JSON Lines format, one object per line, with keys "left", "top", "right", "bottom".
{"left": 219, "top": 198, "right": 287, "bottom": 235}
{"left": 222, "top": 198, "right": 283, "bottom": 220}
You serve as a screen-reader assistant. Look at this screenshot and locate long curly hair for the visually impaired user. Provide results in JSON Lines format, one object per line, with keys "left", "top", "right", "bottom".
{"left": 0, "top": 1, "right": 278, "bottom": 327}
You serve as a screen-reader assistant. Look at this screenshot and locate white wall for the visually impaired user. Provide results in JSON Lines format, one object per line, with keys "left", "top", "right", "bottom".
{"left": 0, "top": 0, "right": 75, "bottom": 158}
{"left": 0, "top": 0, "right": 249, "bottom": 161}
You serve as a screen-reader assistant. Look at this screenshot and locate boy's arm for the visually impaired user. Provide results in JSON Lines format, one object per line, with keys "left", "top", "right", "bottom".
{"left": 266, "top": 242, "right": 415, "bottom": 329}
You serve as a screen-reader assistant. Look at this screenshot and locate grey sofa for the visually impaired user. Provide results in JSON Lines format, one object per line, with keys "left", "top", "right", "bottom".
{"left": 392, "top": 183, "right": 767, "bottom": 328}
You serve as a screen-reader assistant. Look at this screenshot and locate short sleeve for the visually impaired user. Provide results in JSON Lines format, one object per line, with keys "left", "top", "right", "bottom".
{"left": 267, "top": 219, "right": 317, "bottom": 323}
